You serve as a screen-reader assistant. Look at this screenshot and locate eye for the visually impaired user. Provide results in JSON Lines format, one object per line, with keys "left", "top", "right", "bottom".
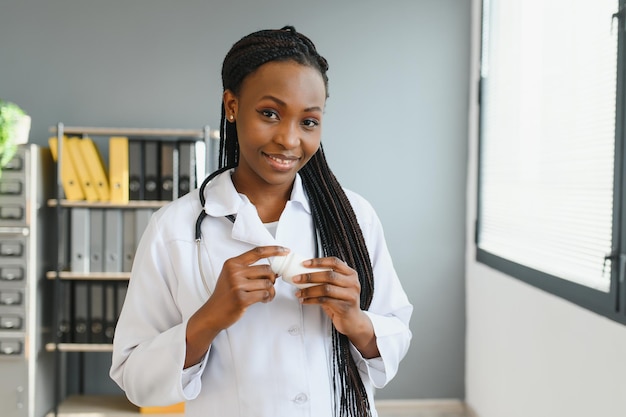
{"left": 302, "top": 119, "right": 320, "bottom": 129}
{"left": 259, "top": 109, "right": 279, "bottom": 120}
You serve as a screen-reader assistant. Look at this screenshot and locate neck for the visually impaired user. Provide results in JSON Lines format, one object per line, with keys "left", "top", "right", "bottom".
{"left": 231, "top": 171, "right": 293, "bottom": 223}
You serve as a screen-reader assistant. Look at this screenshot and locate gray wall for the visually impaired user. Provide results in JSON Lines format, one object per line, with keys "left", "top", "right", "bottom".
{"left": 0, "top": 0, "right": 470, "bottom": 400}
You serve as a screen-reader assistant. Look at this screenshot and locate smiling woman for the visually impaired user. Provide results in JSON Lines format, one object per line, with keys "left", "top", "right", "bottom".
{"left": 110, "top": 26, "right": 413, "bottom": 417}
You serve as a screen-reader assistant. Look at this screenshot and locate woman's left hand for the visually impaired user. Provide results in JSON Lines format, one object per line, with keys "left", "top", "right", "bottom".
{"left": 292, "top": 257, "right": 380, "bottom": 359}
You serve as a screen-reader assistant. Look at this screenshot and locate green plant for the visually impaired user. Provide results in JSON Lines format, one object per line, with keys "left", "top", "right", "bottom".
{"left": 0, "top": 100, "right": 27, "bottom": 175}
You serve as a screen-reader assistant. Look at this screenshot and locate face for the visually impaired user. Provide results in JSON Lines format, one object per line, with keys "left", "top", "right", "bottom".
{"left": 224, "top": 60, "right": 326, "bottom": 195}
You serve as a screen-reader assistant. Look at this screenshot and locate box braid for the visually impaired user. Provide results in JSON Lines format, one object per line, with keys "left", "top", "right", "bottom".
{"left": 218, "top": 26, "right": 375, "bottom": 417}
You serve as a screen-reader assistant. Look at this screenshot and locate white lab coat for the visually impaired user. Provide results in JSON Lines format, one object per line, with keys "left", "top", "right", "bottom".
{"left": 110, "top": 170, "right": 413, "bottom": 417}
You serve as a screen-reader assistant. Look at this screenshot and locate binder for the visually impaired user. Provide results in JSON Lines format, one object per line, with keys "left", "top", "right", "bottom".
{"left": 48, "top": 136, "right": 85, "bottom": 201}
{"left": 160, "top": 141, "right": 176, "bottom": 201}
{"left": 178, "top": 140, "right": 206, "bottom": 197}
{"left": 104, "top": 209, "right": 123, "bottom": 273}
{"left": 109, "top": 136, "right": 129, "bottom": 203}
{"left": 78, "top": 137, "right": 110, "bottom": 201}
{"left": 128, "top": 139, "right": 143, "bottom": 200}
{"left": 116, "top": 281, "right": 128, "bottom": 323}
{"left": 177, "top": 141, "right": 194, "bottom": 197}
{"left": 104, "top": 282, "right": 116, "bottom": 343}
{"left": 89, "top": 208, "right": 105, "bottom": 272}
{"left": 134, "top": 209, "right": 152, "bottom": 245}
{"left": 58, "top": 283, "right": 72, "bottom": 343}
{"left": 143, "top": 140, "right": 160, "bottom": 200}
{"left": 70, "top": 208, "right": 90, "bottom": 273}
{"left": 122, "top": 210, "right": 136, "bottom": 272}
{"left": 73, "top": 281, "right": 89, "bottom": 343}
{"left": 66, "top": 137, "right": 99, "bottom": 202}
{"left": 89, "top": 281, "right": 105, "bottom": 343}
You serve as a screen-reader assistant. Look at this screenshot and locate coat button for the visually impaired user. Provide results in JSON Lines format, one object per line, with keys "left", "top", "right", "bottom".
{"left": 287, "top": 325, "right": 301, "bottom": 336}
{"left": 293, "top": 393, "right": 308, "bottom": 404}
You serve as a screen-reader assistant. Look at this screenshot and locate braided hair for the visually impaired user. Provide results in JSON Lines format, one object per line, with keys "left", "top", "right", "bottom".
{"left": 219, "top": 26, "right": 375, "bottom": 417}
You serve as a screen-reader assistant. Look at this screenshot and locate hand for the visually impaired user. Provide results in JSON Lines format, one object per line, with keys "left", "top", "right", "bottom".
{"left": 292, "top": 257, "right": 379, "bottom": 358}
{"left": 205, "top": 245, "right": 289, "bottom": 329}
{"left": 185, "top": 245, "right": 288, "bottom": 367}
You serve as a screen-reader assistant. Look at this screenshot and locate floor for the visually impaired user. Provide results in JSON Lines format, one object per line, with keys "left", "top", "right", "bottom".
{"left": 376, "top": 400, "right": 471, "bottom": 417}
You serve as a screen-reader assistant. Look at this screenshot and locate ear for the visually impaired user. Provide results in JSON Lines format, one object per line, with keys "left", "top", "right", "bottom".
{"left": 223, "top": 90, "right": 238, "bottom": 122}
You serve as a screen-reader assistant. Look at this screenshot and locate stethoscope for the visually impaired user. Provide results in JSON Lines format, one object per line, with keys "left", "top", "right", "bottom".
{"left": 194, "top": 166, "right": 235, "bottom": 297}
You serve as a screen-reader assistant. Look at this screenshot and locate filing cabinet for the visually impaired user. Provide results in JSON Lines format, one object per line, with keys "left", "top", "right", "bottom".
{"left": 0, "top": 145, "right": 54, "bottom": 417}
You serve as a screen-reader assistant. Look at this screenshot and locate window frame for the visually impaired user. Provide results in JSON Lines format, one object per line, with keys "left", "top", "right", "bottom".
{"left": 475, "top": 0, "right": 626, "bottom": 324}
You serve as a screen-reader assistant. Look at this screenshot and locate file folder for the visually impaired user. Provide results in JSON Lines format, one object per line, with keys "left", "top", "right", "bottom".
{"left": 78, "top": 137, "right": 110, "bottom": 201}
{"left": 89, "top": 281, "right": 105, "bottom": 343}
{"left": 104, "top": 210, "right": 123, "bottom": 273}
{"left": 73, "top": 281, "right": 89, "bottom": 343}
{"left": 122, "top": 210, "right": 136, "bottom": 272}
{"left": 70, "top": 208, "right": 90, "bottom": 273}
{"left": 160, "top": 141, "right": 176, "bottom": 201}
{"left": 177, "top": 141, "right": 194, "bottom": 197}
{"left": 143, "top": 140, "right": 160, "bottom": 200}
{"left": 134, "top": 209, "right": 152, "bottom": 245}
{"left": 49, "top": 136, "right": 85, "bottom": 201}
{"left": 104, "top": 282, "right": 116, "bottom": 343}
{"left": 67, "top": 137, "right": 99, "bottom": 202}
{"left": 128, "top": 139, "right": 143, "bottom": 200}
{"left": 109, "top": 136, "right": 129, "bottom": 203}
{"left": 58, "top": 283, "right": 72, "bottom": 343}
{"left": 116, "top": 281, "right": 128, "bottom": 322}
{"left": 89, "top": 209, "right": 105, "bottom": 272}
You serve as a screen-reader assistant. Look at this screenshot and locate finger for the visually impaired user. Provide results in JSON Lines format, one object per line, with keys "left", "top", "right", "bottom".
{"left": 292, "top": 269, "right": 337, "bottom": 287}
{"left": 303, "top": 256, "right": 349, "bottom": 273}
{"left": 297, "top": 283, "right": 357, "bottom": 304}
{"left": 239, "top": 246, "right": 290, "bottom": 265}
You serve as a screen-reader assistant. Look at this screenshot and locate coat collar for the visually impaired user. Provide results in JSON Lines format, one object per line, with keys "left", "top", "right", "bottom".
{"left": 202, "top": 169, "right": 311, "bottom": 218}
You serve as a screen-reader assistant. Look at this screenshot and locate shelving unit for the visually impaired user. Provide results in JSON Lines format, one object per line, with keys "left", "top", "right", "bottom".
{"left": 47, "top": 124, "right": 217, "bottom": 417}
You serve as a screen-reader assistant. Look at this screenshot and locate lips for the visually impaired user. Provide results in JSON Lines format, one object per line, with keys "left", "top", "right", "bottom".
{"left": 264, "top": 153, "right": 299, "bottom": 171}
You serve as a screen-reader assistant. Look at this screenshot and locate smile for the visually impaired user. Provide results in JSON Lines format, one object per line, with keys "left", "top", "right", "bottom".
{"left": 265, "top": 153, "right": 299, "bottom": 170}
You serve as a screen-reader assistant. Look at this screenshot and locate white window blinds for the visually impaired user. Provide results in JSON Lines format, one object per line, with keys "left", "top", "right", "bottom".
{"left": 478, "top": 0, "right": 619, "bottom": 292}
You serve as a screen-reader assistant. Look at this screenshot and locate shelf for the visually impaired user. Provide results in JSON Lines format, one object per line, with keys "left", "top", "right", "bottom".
{"left": 46, "top": 271, "right": 130, "bottom": 280}
{"left": 45, "top": 394, "right": 184, "bottom": 417}
{"left": 49, "top": 125, "right": 219, "bottom": 140}
{"left": 45, "top": 343, "right": 114, "bottom": 353}
{"left": 47, "top": 199, "right": 170, "bottom": 209}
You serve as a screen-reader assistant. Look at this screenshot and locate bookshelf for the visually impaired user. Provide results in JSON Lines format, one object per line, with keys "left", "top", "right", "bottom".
{"left": 47, "top": 124, "right": 217, "bottom": 417}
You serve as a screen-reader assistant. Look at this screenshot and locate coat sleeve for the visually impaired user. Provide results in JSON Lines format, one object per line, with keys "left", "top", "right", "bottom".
{"left": 109, "top": 213, "right": 204, "bottom": 406}
{"left": 346, "top": 191, "right": 413, "bottom": 389}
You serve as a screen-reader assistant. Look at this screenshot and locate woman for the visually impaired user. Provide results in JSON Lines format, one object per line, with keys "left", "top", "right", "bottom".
{"left": 110, "top": 26, "right": 412, "bottom": 417}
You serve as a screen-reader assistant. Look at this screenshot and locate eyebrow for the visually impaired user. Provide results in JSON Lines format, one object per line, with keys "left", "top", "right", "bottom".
{"left": 260, "top": 95, "right": 323, "bottom": 113}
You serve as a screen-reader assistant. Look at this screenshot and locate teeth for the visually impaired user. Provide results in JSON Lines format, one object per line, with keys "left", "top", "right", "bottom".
{"left": 268, "top": 155, "right": 294, "bottom": 166}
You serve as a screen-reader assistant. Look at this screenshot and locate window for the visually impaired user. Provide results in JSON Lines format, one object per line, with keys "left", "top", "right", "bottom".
{"left": 476, "top": 0, "right": 626, "bottom": 321}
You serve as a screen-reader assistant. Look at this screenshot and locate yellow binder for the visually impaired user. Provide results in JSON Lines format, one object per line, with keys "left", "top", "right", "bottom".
{"left": 139, "top": 402, "right": 185, "bottom": 414}
{"left": 109, "top": 136, "right": 129, "bottom": 203}
{"left": 48, "top": 136, "right": 85, "bottom": 201}
{"left": 78, "top": 137, "right": 110, "bottom": 201}
{"left": 67, "top": 137, "right": 99, "bottom": 202}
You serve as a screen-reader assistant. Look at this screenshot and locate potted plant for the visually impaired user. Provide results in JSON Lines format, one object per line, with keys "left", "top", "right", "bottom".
{"left": 0, "top": 100, "right": 31, "bottom": 177}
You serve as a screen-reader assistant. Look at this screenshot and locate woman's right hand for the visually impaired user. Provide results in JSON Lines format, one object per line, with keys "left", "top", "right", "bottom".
{"left": 184, "top": 245, "right": 289, "bottom": 367}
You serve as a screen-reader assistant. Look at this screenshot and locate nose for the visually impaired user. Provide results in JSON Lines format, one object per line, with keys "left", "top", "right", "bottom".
{"left": 274, "top": 120, "right": 300, "bottom": 149}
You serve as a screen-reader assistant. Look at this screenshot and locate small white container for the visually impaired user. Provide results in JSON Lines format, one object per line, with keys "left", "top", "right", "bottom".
{"left": 269, "top": 252, "right": 331, "bottom": 289}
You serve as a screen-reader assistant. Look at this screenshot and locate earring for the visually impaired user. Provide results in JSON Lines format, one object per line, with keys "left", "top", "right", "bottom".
{"left": 229, "top": 115, "right": 234, "bottom": 121}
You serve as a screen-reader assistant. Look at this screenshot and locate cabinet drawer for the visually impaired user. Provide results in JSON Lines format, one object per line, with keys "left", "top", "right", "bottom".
{"left": 0, "top": 267, "right": 24, "bottom": 281}
{"left": 0, "top": 206, "right": 24, "bottom": 221}
{"left": 0, "top": 291, "right": 22, "bottom": 306}
{"left": 0, "top": 315, "right": 23, "bottom": 330}
{"left": 0, "top": 339, "right": 22, "bottom": 355}
{"left": 0, "top": 180, "right": 23, "bottom": 195}
{"left": 0, "top": 242, "right": 23, "bottom": 257}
